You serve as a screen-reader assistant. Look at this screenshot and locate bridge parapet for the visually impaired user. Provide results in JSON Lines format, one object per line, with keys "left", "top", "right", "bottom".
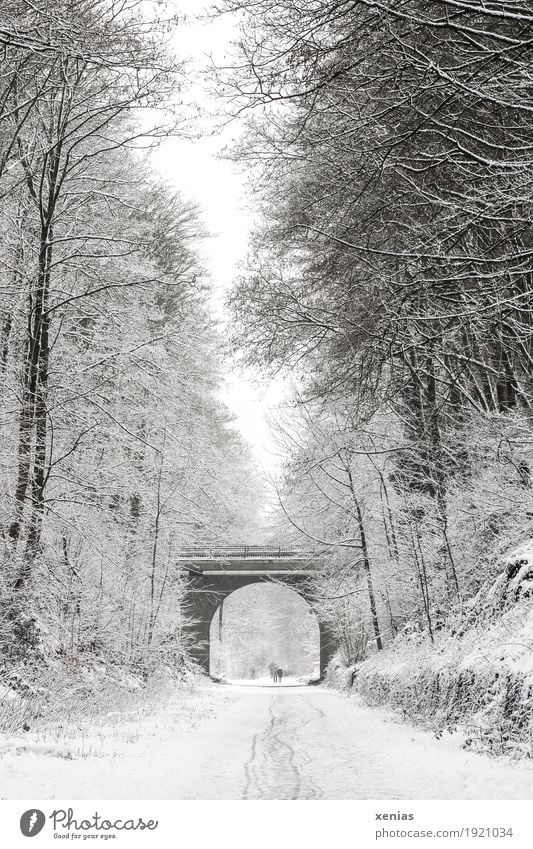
{"left": 176, "top": 546, "right": 318, "bottom": 576}
{"left": 175, "top": 545, "right": 306, "bottom": 560}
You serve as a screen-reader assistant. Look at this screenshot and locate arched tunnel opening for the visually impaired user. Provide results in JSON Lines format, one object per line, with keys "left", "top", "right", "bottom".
{"left": 209, "top": 583, "right": 320, "bottom": 682}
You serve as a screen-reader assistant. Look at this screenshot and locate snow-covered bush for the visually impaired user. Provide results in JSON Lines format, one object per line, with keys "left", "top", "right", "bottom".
{"left": 324, "top": 652, "right": 356, "bottom": 691}
{"left": 0, "top": 649, "right": 200, "bottom": 736}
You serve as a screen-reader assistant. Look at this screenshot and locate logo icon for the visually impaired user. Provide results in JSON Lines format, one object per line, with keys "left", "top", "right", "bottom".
{"left": 20, "top": 810, "right": 46, "bottom": 837}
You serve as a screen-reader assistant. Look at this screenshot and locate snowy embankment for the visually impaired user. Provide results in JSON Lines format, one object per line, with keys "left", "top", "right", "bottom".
{"left": 338, "top": 541, "right": 533, "bottom": 759}
{"left": 0, "top": 676, "right": 221, "bottom": 798}
{"left": 0, "top": 657, "right": 201, "bottom": 761}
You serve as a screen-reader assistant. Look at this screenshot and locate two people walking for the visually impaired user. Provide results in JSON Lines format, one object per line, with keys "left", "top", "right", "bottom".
{"left": 268, "top": 662, "right": 284, "bottom": 683}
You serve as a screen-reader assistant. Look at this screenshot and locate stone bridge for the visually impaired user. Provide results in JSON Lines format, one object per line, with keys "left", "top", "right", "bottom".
{"left": 178, "top": 546, "right": 335, "bottom": 677}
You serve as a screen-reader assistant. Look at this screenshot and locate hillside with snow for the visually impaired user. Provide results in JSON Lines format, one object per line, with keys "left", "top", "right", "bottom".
{"left": 339, "top": 540, "right": 533, "bottom": 759}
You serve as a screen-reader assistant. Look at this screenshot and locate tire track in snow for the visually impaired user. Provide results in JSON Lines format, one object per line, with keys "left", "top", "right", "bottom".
{"left": 265, "top": 700, "right": 301, "bottom": 799}
{"left": 242, "top": 693, "right": 327, "bottom": 799}
{"left": 289, "top": 694, "right": 325, "bottom": 800}
{"left": 243, "top": 732, "right": 262, "bottom": 799}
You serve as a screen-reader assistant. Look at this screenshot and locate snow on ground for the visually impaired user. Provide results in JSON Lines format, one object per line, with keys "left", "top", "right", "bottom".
{"left": 0, "top": 682, "right": 532, "bottom": 800}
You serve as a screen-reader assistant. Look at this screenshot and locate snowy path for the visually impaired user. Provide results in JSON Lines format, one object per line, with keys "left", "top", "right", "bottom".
{"left": 1, "top": 682, "right": 532, "bottom": 799}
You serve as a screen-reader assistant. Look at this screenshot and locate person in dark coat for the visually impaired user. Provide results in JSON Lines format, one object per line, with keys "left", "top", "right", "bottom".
{"left": 276, "top": 666, "right": 283, "bottom": 683}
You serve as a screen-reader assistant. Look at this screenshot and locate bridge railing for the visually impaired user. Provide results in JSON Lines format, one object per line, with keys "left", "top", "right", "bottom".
{"left": 175, "top": 545, "right": 305, "bottom": 560}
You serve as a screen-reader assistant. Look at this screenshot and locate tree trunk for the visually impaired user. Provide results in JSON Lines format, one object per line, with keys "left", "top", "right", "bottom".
{"left": 346, "top": 463, "right": 383, "bottom": 650}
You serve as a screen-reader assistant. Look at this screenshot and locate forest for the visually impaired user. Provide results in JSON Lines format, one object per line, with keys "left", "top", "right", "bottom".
{"left": 0, "top": 0, "right": 532, "bottom": 762}
{"left": 0, "top": 0, "right": 260, "bottom": 723}
{"left": 214, "top": 0, "right": 533, "bottom": 756}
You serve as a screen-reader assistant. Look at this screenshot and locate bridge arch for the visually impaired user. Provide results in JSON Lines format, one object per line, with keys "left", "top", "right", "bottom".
{"left": 179, "top": 547, "right": 336, "bottom": 678}
{"left": 209, "top": 582, "right": 320, "bottom": 679}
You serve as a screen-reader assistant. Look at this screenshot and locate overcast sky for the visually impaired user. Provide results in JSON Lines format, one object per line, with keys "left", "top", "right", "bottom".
{"left": 152, "top": 1, "right": 287, "bottom": 474}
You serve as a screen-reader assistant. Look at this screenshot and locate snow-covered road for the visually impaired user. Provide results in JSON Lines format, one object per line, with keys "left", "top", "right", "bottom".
{"left": 1, "top": 682, "right": 532, "bottom": 799}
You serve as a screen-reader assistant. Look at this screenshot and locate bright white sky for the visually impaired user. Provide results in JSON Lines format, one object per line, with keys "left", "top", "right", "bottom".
{"left": 152, "top": 1, "right": 287, "bottom": 473}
